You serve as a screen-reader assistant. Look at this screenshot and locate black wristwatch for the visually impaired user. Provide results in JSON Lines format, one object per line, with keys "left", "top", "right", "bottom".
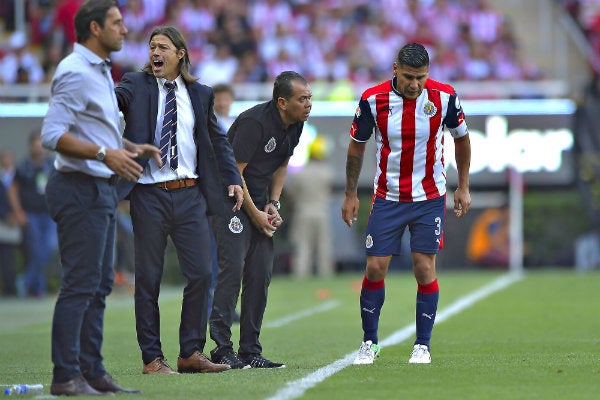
{"left": 269, "top": 199, "right": 280, "bottom": 210}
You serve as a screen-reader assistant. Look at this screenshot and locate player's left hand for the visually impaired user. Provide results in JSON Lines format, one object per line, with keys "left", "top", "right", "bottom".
{"left": 454, "top": 186, "right": 471, "bottom": 218}
{"left": 269, "top": 215, "right": 283, "bottom": 228}
{"left": 264, "top": 205, "right": 282, "bottom": 225}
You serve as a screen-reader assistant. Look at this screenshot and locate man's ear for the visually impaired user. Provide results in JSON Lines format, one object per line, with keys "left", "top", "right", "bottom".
{"left": 277, "top": 97, "right": 287, "bottom": 110}
{"left": 90, "top": 20, "right": 101, "bottom": 38}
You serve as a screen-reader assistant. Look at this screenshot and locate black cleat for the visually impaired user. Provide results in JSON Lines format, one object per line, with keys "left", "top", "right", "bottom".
{"left": 210, "top": 347, "right": 251, "bottom": 370}
{"left": 238, "top": 353, "right": 285, "bottom": 369}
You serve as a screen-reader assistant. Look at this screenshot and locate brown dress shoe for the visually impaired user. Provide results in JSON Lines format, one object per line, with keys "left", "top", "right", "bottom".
{"left": 50, "top": 375, "right": 107, "bottom": 396}
{"left": 177, "top": 351, "right": 231, "bottom": 373}
{"left": 143, "top": 357, "right": 179, "bottom": 375}
{"left": 88, "top": 373, "right": 141, "bottom": 394}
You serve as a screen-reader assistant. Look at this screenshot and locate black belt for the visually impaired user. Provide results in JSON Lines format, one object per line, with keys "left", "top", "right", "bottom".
{"left": 104, "top": 175, "right": 119, "bottom": 185}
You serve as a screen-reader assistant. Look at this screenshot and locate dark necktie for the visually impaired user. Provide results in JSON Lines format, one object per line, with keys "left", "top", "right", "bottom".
{"left": 159, "top": 81, "right": 178, "bottom": 170}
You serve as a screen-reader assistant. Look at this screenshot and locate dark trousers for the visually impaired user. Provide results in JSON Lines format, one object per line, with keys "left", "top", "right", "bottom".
{"left": 130, "top": 184, "right": 212, "bottom": 364}
{"left": 207, "top": 220, "right": 219, "bottom": 316}
{"left": 45, "top": 171, "right": 117, "bottom": 383}
{"left": 0, "top": 243, "right": 17, "bottom": 296}
{"left": 209, "top": 205, "right": 274, "bottom": 356}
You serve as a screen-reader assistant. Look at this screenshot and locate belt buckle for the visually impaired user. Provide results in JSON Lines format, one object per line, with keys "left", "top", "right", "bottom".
{"left": 108, "top": 175, "right": 119, "bottom": 185}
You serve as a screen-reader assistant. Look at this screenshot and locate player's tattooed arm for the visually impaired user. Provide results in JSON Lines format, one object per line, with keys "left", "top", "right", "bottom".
{"left": 342, "top": 140, "right": 366, "bottom": 227}
{"left": 345, "top": 140, "right": 366, "bottom": 194}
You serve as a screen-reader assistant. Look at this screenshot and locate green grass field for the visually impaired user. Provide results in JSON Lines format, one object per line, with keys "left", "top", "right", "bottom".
{"left": 1, "top": 269, "right": 598, "bottom": 399}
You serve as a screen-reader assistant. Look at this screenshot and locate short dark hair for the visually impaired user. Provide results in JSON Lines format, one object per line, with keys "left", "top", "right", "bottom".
{"left": 272, "top": 71, "right": 308, "bottom": 101}
{"left": 142, "top": 26, "right": 198, "bottom": 83}
{"left": 396, "top": 43, "right": 430, "bottom": 69}
{"left": 213, "top": 83, "right": 234, "bottom": 97}
{"left": 74, "top": 0, "right": 118, "bottom": 43}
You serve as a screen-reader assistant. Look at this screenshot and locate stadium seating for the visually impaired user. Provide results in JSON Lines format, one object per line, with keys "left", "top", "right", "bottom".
{"left": 0, "top": 0, "right": 584, "bottom": 101}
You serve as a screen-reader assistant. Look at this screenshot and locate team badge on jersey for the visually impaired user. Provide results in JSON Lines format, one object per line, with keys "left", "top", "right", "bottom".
{"left": 228, "top": 216, "right": 243, "bottom": 233}
{"left": 355, "top": 106, "right": 361, "bottom": 118}
{"left": 423, "top": 100, "right": 437, "bottom": 117}
{"left": 365, "top": 234, "right": 374, "bottom": 249}
{"left": 264, "top": 137, "right": 277, "bottom": 153}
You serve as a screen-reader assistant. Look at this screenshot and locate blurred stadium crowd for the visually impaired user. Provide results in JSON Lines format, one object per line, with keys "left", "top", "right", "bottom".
{"left": 559, "top": 0, "right": 600, "bottom": 74}
{"left": 0, "top": 0, "right": 548, "bottom": 92}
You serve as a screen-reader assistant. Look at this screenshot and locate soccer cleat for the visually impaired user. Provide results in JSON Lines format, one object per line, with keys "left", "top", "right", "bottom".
{"left": 353, "top": 340, "right": 381, "bottom": 365}
{"left": 408, "top": 344, "right": 431, "bottom": 364}
{"left": 238, "top": 354, "right": 285, "bottom": 369}
{"left": 210, "top": 348, "right": 251, "bottom": 370}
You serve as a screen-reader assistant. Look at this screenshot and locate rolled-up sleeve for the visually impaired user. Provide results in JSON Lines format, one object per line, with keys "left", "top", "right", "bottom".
{"left": 41, "top": 71, "right": 86, "bottom": 150}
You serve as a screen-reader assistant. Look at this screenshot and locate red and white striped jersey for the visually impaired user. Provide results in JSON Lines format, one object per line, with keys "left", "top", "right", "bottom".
{"left": 350, "top": 77, "right": 468, "bottom": 203}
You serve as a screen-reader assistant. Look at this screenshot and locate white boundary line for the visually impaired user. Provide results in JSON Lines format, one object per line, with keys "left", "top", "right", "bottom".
{"left": 266, "top": 272, "right": 523, "bottom": 400}
{"left": 264, "top": 300, "right": 340, "bottom": 329}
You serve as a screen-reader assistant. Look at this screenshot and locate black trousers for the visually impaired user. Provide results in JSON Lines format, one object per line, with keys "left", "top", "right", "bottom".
{"left": 130, "top": 184, "right": 212, "bottom": 363}
{"left": 209, "top": 203, "right": 274, "bottom": 356}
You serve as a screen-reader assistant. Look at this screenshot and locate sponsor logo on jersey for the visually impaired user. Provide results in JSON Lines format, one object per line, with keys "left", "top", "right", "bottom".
{"left": 264, "top": 137, "right": 277, "bottom": 153}
{"left": 366, "top": 234, "right": 373, "bottom": 249}
{"left": 423, "top": 100, "right": 437, "bottom": 117}
{"left": 228, "top": 216, "right": 243, "bottom": 233}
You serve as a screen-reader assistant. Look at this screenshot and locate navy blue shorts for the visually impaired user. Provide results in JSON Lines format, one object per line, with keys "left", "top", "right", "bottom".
{"left": 365, "top": 195, "right": 446, "bottom": 256}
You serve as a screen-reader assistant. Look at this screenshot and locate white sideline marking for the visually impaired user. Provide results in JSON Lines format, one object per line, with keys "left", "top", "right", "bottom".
{"left": 264, "top": 300, "right": 340, "bottom": 329}
{"left": 266, "top": 273, "right": 523, "bottom": 400}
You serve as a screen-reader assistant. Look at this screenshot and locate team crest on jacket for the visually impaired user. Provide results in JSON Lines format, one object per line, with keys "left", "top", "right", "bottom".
{"left": 423, "top": 100, "right": 437, "bottom": 117}
{"left": 229, "top": 216, "right": 243, "bottom": 233}
{"left": 365, "top": 234, "right": 373, "bottom": 249}
{"left": 264, "top": 137, "right": 277, "bottom": 153}
{"left": 355, "top": 106, "right": 361, "bottom": 118}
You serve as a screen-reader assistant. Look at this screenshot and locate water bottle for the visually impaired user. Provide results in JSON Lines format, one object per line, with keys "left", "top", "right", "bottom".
{"left": 4, "top": 384, "right": 44, "bottom": 396}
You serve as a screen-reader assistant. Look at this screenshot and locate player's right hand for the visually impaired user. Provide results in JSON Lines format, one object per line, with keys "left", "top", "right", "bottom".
{"left": 341, "top": 194, "right": 359, "bottom": 228}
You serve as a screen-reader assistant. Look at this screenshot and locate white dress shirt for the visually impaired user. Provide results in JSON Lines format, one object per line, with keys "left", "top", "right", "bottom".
{"left": 139, "top": 75, "right": 199, "bottom": 184}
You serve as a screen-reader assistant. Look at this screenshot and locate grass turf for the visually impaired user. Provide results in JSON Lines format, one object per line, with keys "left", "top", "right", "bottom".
{"left": 0, "top": 269, "right": 598, "bottom": 399}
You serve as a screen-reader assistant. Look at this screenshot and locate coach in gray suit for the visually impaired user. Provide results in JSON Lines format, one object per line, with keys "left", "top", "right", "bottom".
{"left": 115, "top": 26, "right": 243, "bottom": 375}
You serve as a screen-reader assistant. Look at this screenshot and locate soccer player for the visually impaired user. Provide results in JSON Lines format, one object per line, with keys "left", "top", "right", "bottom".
{"left": 341, "top": 43, "right": 471, "bottom": 365}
